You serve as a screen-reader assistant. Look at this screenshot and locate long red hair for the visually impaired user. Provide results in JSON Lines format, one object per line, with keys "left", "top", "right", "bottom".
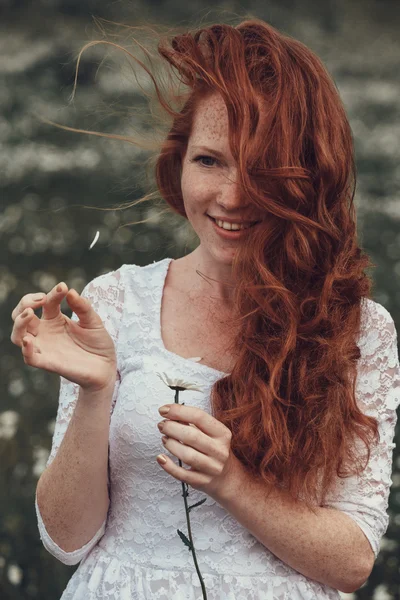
{"left": 46, "top": 16, "right": 379, "bottom": 511}
{"left": 154, "top": 19, "right": 379, "bottom": 511}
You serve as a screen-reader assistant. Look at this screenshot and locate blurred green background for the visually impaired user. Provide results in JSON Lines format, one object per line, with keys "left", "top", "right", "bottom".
{"left": 1, "top": 1, "right": 399, "bottom": 599}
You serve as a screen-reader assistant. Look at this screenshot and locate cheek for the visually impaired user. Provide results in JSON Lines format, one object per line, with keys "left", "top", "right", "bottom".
{"left": 181, "top": 172, "right": 210, "bottom": 212}
{"left": 180, "top": 171, "right": 192, "bottom": 201}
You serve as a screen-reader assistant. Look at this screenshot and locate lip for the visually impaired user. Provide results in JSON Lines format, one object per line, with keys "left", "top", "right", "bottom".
{"left": 208, "top": 215, "right": 259, "bottom": 239}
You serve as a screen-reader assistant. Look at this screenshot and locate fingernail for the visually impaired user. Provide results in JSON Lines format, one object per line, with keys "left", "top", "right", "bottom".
{"left": 33, "top": 294, "right": 45, "bottom": 301}
{"left": 157, "top": 454, "right": 167, "bottom": 464}
{"left": 159, "top": 406, "right": 170, "bottom": 415}
{"left": 56, "top": 285, "right": 62, "bottom": 293}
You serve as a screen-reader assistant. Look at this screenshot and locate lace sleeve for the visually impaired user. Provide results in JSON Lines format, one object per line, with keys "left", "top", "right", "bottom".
{"left": 321, "top": 300, "right": 400, "bottom": 559}
{"left": 35, "top": 267, "right": 125, "bottom": 565}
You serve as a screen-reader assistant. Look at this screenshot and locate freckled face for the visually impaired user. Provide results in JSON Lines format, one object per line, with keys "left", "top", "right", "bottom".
{"left": 180, "top": 93, "right": 256, "bottom": 264}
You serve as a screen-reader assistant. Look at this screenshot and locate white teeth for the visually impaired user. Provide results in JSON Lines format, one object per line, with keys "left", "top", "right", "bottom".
{"left": 215, "top": 219, "right": 252, "bottom": 231}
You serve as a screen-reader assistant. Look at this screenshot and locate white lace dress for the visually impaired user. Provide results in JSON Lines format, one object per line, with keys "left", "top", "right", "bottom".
{"left": 35, "top": 257, "right": 400, "bottom": 600}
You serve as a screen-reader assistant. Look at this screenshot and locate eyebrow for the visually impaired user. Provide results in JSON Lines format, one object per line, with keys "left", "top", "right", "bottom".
{"left": 191, "top": 146, "right": 226, "bottom": 160}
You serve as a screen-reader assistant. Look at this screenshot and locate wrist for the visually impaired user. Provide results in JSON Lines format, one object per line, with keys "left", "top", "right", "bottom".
{"left": 214, "top": 453, "right": 248, "bottom": 506}
{"left": 78, "top": 376, "right": 116, "bottom": 406}
{"left": 82, "top": 368, "right": 117, "bottom": 395}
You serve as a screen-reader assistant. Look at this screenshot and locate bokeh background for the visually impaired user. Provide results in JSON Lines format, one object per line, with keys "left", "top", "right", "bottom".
{"left": 1, "top": 1, "right": 400, "bottom": 599}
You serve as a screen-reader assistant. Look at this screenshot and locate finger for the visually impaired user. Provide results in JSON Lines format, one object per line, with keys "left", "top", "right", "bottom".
{"left": 11, "top": 292, "right": 47, "bottom": 322}
{"left": 160, "top": 404, "right": 228, "bottom": 439}
{"left": 161, "top": 436, "right": 220, "bottom": 476}
{"left": 10, "top": 308, "right": 40, "bottom": 346}
{"left": 160, "top": 419, "right": 215, "bottom": 456}
{"left": 64, "top": 287, "right": 104, "bottom": 329}
{"left": 21, "top": 333, "right": 42, "bottom": 365}
{"left": 41, "top": 282, "right": 69, "bottom": 320}
{"left": 156, "top": 452, "right": 209, "bottom": 487}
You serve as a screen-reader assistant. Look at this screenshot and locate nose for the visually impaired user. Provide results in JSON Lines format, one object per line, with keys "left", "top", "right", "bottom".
{"left": 216, "top": 171, "right": 249, "bottom": 212}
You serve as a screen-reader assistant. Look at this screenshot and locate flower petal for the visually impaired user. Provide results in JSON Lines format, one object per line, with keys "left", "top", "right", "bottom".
{"left": 156, "top": 372, "right": 203, "bottom": 392}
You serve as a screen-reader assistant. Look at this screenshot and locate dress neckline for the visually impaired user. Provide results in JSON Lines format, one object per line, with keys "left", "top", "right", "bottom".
{"left": 154, "top": 257, "right": 230, "bottom": 377}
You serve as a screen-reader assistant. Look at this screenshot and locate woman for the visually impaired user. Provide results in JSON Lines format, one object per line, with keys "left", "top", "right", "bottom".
{"left": 11, "top": 17, "right": 400, "bottom": 599}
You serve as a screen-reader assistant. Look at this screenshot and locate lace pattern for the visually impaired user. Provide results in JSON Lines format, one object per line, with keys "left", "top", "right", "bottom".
{"left": 59, "top": 545, "right": 342, "bottom": 600}
{"left": 34, "top": 258, "right": 400, "bottom": 599}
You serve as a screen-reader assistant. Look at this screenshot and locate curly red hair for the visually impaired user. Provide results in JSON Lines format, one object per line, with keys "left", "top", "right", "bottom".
{"left": 154, "top": 19, "right": 379, "bottom": 511}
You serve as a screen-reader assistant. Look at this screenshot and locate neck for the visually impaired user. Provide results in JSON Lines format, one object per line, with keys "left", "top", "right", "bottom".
{"left": 183, "top": 247, "right": 236, "bottom": 308}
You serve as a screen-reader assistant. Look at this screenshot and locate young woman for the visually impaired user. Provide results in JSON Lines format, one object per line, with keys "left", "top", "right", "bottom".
{"left": 11, "top": 17, "right": 400, "bottom": 599}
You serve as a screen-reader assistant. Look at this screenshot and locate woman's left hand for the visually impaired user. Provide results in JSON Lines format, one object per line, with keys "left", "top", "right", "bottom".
{"left": 157, "top": 403, "right": 243, "bottom": 502}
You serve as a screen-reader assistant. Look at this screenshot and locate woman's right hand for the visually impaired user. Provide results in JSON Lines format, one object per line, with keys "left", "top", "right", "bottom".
{"left": 10, "top": 282, "right": 117, "bottom": 392}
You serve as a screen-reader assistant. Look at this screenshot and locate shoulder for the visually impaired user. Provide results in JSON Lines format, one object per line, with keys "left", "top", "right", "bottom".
{"left": 359, "top": 298, "right": 397, "bottom": 349}
{"left": 79, "top": 265, "right": 130, "bottom": 304}
{"left": 117, "top": 258, "right": 171, "bottom": 290}
{"left": 361, "top": 297, "right": 395, "bottom": 329}
{"left": 119, "top": 258, "right": 169, "bottom": 276}
{"left": 358, "top": 298, "right": 398, "bottom": 364}
{"left": 85, "top": 258, "right": 171, "bottom": 308}
{"left": 83, "top": 259, "right": 165, "bottom": 290}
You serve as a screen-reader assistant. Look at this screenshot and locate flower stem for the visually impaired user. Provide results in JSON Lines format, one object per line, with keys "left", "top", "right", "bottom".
{"left": 175, "top": 389, "right": 208, "bottom": 599}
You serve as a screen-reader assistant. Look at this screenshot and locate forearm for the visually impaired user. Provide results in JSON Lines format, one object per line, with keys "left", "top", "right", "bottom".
{"left": 36, "top": 381, "right": 114, "bottom": 553}
{"left": 216, "top": 462, "right": 373, "bottom": 594}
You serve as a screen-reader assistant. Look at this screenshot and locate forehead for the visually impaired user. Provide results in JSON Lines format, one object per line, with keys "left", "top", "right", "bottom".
{"left": 189, "top": 93, "right": 229, "bottom": 147}
{"left": 188, "top": 92, "right": 266, "bottom": 155}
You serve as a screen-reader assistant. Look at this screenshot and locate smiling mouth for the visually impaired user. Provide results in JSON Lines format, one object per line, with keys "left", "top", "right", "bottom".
{"left": 207, "top": 215, "right": 260, "bottom": 229}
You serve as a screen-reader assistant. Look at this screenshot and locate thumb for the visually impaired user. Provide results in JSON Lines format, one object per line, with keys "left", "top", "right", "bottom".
{"left": 67, "top": 289, "right": 102, "bottom": 328}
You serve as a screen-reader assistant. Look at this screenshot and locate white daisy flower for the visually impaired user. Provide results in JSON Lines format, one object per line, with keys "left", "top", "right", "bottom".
{"left": 156, "top": 372, "right": 203, "bottom": 392}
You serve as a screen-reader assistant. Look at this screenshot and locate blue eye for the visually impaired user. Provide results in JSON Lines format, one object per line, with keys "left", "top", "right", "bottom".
{"left": 192, "top": 155, "right": 218, "bottom": 167}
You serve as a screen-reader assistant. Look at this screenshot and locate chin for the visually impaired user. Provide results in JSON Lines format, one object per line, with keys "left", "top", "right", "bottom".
{"left": 210, "top": 246, "right": 237, "bottom": 262}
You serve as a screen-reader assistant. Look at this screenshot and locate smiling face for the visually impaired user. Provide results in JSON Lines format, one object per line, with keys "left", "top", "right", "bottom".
{"left": 180, "top": 92, "right": 263, "bottom": 266}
